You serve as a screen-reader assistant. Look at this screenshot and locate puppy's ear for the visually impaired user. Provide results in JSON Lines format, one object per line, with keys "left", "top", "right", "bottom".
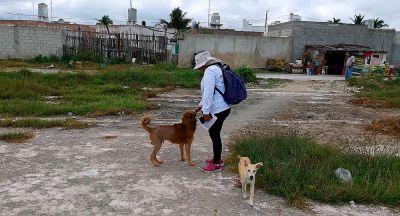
{"left": 244, "top": 160, "right": 248, "bottom": 166}
{"left": 237, "top": 155, "right": 241, "bottom": 160}
{"left": 255, "top": 162, "right": 263, "bottom": 169}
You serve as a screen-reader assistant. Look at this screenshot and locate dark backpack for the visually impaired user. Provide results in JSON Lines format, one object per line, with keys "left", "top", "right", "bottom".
{"left": 215, "top": 64, "right": 247, "bottom": 105}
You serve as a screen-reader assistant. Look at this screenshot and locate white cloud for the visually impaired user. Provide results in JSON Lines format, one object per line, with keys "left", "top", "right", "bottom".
{"left": 0, "top": 0, "right": 398, "bottom": 30}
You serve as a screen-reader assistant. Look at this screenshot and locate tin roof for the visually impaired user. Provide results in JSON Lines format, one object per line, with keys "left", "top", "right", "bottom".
{"left": 305, "top": 43, "right": 375, "bottom": 52}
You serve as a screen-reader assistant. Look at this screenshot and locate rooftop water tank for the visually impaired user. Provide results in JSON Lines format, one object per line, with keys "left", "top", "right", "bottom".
{"left": 128, "top": 8, "right": 137, "bottom": 24}
{"left": 210, "top": 13, "right": 223, "bottom": 29}
{"left": 289, "top": 13, "right": 301, "bottom": 21}
{"left": 364, "top": 19, "right": 374, "bottom": 29}
{"left": 38, "top": 3, "right": 48, "bottom": 22}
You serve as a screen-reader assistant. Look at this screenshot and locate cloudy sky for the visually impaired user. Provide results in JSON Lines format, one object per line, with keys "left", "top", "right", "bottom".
{"left": 0, "top": 0, "right": 398, "bottom": 30}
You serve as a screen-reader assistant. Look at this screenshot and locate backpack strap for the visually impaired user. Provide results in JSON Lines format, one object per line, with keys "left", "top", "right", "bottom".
{"left": 213, "top": 64, "right": 226, "bottom": 96}
{"left": 214, "top": 87, "right": 224, "bottom": 96}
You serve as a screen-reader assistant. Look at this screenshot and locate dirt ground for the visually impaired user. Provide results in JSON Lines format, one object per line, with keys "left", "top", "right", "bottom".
{"left": 1, "top": 74, "right": 399, "bottom": 216}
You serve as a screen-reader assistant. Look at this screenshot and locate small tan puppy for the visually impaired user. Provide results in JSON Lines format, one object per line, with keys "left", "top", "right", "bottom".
{"left": 238, "top": 155, "right": 263, "bottom": 207}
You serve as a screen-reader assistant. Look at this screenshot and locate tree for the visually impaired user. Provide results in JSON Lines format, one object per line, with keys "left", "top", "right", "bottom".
{"left": 192, "top": 21, "right": 200, "bottom": 29}
{"left": 97, "top": 15, "right": 113, "bottom": 35}
{"left": 350, "top": 13, "right": 365, "bottom": 25}
{"left": 328, "top": 18, "right": 342, "bottom": 24}
{"left": 373, "top": 18, "right": 388, "bottom": 28}
{"left": 160, "top": 7, "right": 192, "bottom": 30}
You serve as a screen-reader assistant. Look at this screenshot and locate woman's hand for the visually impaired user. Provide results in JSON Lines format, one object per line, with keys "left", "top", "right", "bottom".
{"left": 203, "top": 114, "right": 211, "bottom": 122}
{"left": 195, "top": 107, "right": 202, "bottom": 113}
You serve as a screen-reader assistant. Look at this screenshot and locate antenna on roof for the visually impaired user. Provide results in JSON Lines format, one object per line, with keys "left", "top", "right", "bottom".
{"left": 130, "top": 0, "right": 132, "bottom": 8}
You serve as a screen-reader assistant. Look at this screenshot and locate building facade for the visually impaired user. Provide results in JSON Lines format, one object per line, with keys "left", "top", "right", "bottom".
{"left": 392, "top": 32, "right": 400, "bottom": 67}
{"left": 242, "top": 20, "right": 265, "bottom": 33}
{"left": 268, "top": 21, "right": 397, "bottom": 64}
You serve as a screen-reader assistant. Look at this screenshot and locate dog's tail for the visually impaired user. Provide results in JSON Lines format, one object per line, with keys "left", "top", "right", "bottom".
{"left": 140, "top": 115, "right": 154, "bottom": 133}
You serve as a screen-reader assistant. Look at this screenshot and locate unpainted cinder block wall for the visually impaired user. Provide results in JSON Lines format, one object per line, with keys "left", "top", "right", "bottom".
{"left": 178, "top": 34, "right": 292, "bottom": 68}
{"left": 268, "top": 21, "right": 396, "bottom": 63}
{"left": 0, "top": 25, "right": 65, "bottom": 59}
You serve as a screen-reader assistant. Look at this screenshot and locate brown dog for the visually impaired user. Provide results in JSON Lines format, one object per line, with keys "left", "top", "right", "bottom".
{"left": 140, "top": 111, "right": 197, "bottom": 167}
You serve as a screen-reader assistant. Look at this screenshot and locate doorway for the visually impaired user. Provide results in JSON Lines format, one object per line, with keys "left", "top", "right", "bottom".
{"left": 325, "top": 51, "right": 346, "bottom": 75}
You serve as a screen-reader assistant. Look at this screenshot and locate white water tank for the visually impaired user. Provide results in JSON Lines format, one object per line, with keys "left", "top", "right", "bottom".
{"left": 38, "top": 3, "right": 48, "bottom": 22}
{"left": 289, "top": 13, "right": 301, "bottom": 21}
{"left": 128, "top": 8, "right": 137, "bottom": 24}
{"left": 210, "top": 13, "right": 223, "bottom": 29}
{"left": 364, "top": 19, "right": 374, "bottom": 29}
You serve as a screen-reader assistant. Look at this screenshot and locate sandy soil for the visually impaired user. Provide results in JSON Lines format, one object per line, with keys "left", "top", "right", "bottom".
{"left": 0, "top": 74, "right": 399, "bottom": 216}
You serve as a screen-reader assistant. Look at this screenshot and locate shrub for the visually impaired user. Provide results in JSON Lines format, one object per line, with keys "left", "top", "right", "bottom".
{"left": 18, "top": 68, "right": 32, "bottom": 76}
{"left": 235, "top": 65, "right": 257, "bottom": 83}
{"left": 29, "top": 54, "right": 60, "bottom": 63}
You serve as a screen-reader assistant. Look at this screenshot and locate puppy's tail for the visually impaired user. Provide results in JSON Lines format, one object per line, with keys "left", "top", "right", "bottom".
{"left": 140, "top": 115, "right": 154, "bottom": 133}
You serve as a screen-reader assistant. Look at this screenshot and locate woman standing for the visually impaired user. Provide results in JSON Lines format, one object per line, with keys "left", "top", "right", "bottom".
{"left": 194, "top": 51, "right": 231, "bottom": 173}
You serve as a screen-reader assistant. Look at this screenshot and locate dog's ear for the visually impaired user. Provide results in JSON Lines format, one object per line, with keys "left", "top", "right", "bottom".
{"left": 255, "top": 162, "right": 263, "bottom": 169}
{"left": 244, "top": 160, "right": 248, "bottom": 166}
{"left": 237, "top": 155, "right": 241, "bottom": 160}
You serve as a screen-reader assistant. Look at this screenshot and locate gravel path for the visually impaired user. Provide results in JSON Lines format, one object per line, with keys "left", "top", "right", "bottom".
{"left": 1, "top": 74, "right": 398, "bottom": 216}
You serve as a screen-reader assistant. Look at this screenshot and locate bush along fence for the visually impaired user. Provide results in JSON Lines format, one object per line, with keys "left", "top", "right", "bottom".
{"left": 63, "top": 30, "right": 168, "bottom": 64}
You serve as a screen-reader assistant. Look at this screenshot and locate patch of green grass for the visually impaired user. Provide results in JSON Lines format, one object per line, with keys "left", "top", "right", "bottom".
{"left": 258, "top": 78, "right": 290, "bottom": 88}
{"left": 348, "top": 74, "right": 400, "bottom": 108}
{"left": 0, "top": 64, "right": 200, "bottom": 117}
{"left": 0, "top": 131, "right": 34, "bottom": 143}
{"left": 235, "top": 65, "right": 257, "bottom": 83}
{"left": 227, "top": 131, "right": 400, "bottom": 207}
{"left": 28, "top": 54, "right": 61, "bottom": 64}
{"left": 0, "top": 118, "right": 95, "bottom": 129}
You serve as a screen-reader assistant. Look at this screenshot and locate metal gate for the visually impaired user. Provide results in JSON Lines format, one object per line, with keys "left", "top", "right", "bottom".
{"left": 63, "top": 30, "right": 168, "bottom": 64}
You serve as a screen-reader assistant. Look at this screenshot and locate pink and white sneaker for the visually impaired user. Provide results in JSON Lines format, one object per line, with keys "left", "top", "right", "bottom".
{"left": 206, "top": 159, "right": 224, "bottom": 166}
{"left": 202, "top": 162, "right": 222, "bottom": 173}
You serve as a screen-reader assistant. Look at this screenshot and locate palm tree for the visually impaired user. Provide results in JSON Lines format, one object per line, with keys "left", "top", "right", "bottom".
{"left": 160, "top": 7, "right": 192, "bottom": 30}
{"left": 192, "top": 21, "right": 200, "bottom": 29}
{"left": 373, "top": 18, "right": 388, "bottom": 28}
{"left": 97, "top": 15, "right": 113, "bottom": 35}
{"left": 350, "top": 13, "right": 365, "bottom": 25}
{"left": 328, "top": 18, "right": 342, "bottom": 24}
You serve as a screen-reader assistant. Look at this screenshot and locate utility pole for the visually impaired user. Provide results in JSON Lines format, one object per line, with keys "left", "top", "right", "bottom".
{"left": 11, "top": 0, "right": 14, "bottom": 19}
{"left": 50, "top": 0, "right": 53, "bottom": 22}
{"left": 208, "top": 0, "right": 211, "bottom": 28}
{"left": 32, "top": 2, "right": 35, "bottom": 16}
{"left": 264, "top": 10, "right": 269, "bottom": 35}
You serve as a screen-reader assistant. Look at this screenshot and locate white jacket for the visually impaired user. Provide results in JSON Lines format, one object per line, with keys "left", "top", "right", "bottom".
{"left": 199, "top": 65, "right": 231, "bottom": 114}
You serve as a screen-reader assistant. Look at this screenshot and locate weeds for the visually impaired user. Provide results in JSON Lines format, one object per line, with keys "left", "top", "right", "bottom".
{"left": 28, "top": 54, "right": 61, "bottom": 63}
{"left": 0, "top": 118, "right": 95, "bottom": 129}
{"left": 348, "top": 74, "right": 400, "bottom": 108}
{"left": 226, "top": 130, "right": 400, "bottom": 207}
{"left": 0, "top": 131, "right": 34, "bottom": 143}
{"left": 0, "top": 64, "right": 200, "bottom": 117}
{"left": 235, "top": 65, "right": 257, "bottom": 83}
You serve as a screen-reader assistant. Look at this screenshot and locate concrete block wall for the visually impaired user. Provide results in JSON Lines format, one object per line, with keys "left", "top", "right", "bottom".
{"left": 0, "top": 26, "right": 15, "bottom": 58}
{"left": 178, "top": 34, "right": 291, "bottom": 68}
{"left": 392, "top": 32, "right": 400, "bottom": 67}
{"left": 291, "top": 22, "right": 396, "bottom": 61}
{"left": 268, "top": 22, "right": 295, "bottom": 37}
{"left": 0, "top": 25, "right": 65, "bottom": 59}
{"left": 268, "top": 21, "right": 396, "bottom": 62}
{"left": 392, "top": 44, "right": 400, "bottom": 67}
